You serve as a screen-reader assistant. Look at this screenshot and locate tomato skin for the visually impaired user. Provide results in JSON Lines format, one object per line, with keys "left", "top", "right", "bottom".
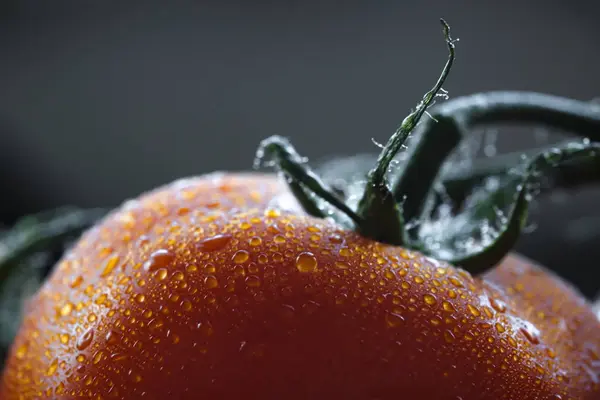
{"left": 1, "top": 173, "right": 599, "bottom": 399}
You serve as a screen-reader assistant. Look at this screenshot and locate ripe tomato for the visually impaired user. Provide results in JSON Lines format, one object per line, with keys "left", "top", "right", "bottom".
{"left": 1, "top": 172, "right": 598, "bottom": 400}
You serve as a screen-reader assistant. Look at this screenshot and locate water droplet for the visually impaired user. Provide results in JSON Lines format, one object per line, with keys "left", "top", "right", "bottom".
{"left": 46, "top": 358, "right": 59, "bottom": 376}
{"left": 101, "top": 255, "right": 120, "bottom": 277}
{"left": 444, "top": 330, "right": 455, "bottom": 343}
{"left": 245, "top": 275, "right": 261, "bottom": 287}
{"left": 59, "top": 302, "right": 73, "bottom": 317}
{"left": 187, "top": 265, "right": 198, "bottom": 273}
{"left": 76, "top": 354, "right": 85, "bottom": 363}
{"left": 172, "top": 271, "right": 185, "bottom": 281}
{"left": 198, "top": 234, "right": 232, "bottom": 252}
{"left": 70, "top": 275, "right": 84, "bottom": 288}
{"left": 233, "top": 250, "right": 250, "bottom": 264}
{"left": 181, "top": 300, "right": 193, "bottom": 311}
{"left": 249, "top": 237, "right": 262, "bottom": 246}
{"left": 105, "top": 330, "right": 122, "bottom": 345}
{"left": 92, "top": 351, "right": 105, "bottom": 364}
{"left": 495, "top": 323, "right": 506, "bottom": 333}
{"left": 413, "top": 276, "right": 424, "bottom": 284}
{"left": 520, "top": 326, "right": 540, "bottom": 345}
{"left": 335, "top": 261, "right": 350, "bottom": 270}
{"left": 154, "top": 268, "right": 168, "bottom": 281}
{"left": 135, "top": 294, "right": 146, "bottom": 303}
{"left": 110, "top": 353, "right": 128, "bottom": 362}
{"left": 423, "top": 294, "right": 437, "bottom": 306}
{"left": 546, "top": 348, "right": 556, "bottom": 358}
{"left": 59, "top": 333, "right": 70, "bottom": 344}
{"left": 339, "top": 248, "right": 351, "bottom": 257}
{"left": 442, "top": 301, "right": 455, "bottom": 313}
{"left": 296, "top": 252, "right": 318, "bottom": 272}
{"left": 448, "top": 277, "right": 463, "bottom": 287}
{"left": 490, "top": 297, "right": 506, "bottom": 313}
{"left": 144, "top": 249, "right": 175, "bottom": 271}
{"left": 273, "top": 235, "right": 286, "bottom": 244}
{"left": 385, "top": 312, "right": 404, "bottom": 327}
{"left": 265, "top": 209, "right": 280, "bottom": 218}
{"left": 204, "top": 275, "right": 219, "bottom": 289}
{"left": 467, "top": 304, "right": 480, "bottom": 317}
{"left": 87, "top": 313, "right": 97, "bottom": 323}
{"left": 149, "top": 319, "right": 165, "bottom": 331}
{"left": 77, "top": 329, "right": 94, "bottom": 350}
{"left": 95, "top": 294, "right": 108, "bottom": 305}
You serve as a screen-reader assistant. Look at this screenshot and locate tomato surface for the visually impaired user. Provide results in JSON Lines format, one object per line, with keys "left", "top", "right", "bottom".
{"left": 1, "top": 172, "right": 598, "bottom": 399}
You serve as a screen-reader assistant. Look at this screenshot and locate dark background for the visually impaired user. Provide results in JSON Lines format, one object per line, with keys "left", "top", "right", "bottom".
{"left": 1, "top": 1, "right": 599, "bottom": 296}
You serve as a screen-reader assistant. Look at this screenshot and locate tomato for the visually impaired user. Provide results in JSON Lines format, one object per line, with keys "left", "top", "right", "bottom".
{"left": 0, "top": 172, "right": 598, "bottom": 400}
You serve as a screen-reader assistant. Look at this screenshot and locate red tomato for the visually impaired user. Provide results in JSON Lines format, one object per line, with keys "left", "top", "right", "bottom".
{"left": 1, "top": 173, "right": 598, "bottom": 399}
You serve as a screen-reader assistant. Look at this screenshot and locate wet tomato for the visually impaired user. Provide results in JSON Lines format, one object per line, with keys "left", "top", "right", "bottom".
{"left": 0, "top": 172, "right": 598, "bottom": 399}
{"left": 3, "top": 20, "right": 600, "bottom": 400}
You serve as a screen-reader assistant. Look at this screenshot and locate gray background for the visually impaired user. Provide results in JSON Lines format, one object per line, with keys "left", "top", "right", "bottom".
{"left": 1, "top": 1, "right": 599, "bottom": 295}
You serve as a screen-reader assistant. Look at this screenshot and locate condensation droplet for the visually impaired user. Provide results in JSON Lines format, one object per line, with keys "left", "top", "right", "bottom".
{"left": 233, "top": 250, "right": 250, "bottom": 264}
{"left": 423, "top": 294, "right": 437, "bottom": 306}
{"left": 144, "top": 249, "right": 175, "bottom": 271}
{"left": 495, "top": 323, "right": 506, "bottom": 333}
{"left": 204, "top": 275, "right": 219, "bottom": 289}
{"left": 135, "top": 294, "right": 146, "bottom": 303}
{"left": 295, "top": 252, "right": 318, "bottom": 273}
{"left": 59, "top": 333, "right": 70, "bottom": 344}
{"left": 413, "top": 276, "right": 424, "bottom": 284}
{"left": 92, "top": 351, "right": 105, "bottom": 364}
{"left": 77, "top": 329, "right": 94, "bottom": 350}
{"left": 101, "top": 255, "right": 120, "bottom": 277}
{"left": 442, "top": 301, "right": 456, "bottom": 313}
{"left": 444, "top": 330, "right": 455, "bottom": 343}
{"left": 154, "top": 268, "right": 168, "bottom": 281}
{"left": 467, "top": 304, "right": 481, "bottom": 317}
{"left": 490, "top": 297, "right": 507, "bottom": 313}
{"left": 249, "top": 237, "right": 262, "bottom": 247}
{"left": 46, "top": 358, "right": 59, "bottom": 376}
{"left": 198, "top": 234, "right": 232, "bottom": 252}
{"left": 385, "top": 312, "right": 404, "bottom": 327}
{"left": 245, "top": 275, "right": 261, "bottom": 287}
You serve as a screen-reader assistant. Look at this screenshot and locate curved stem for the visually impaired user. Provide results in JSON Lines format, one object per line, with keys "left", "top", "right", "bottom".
{"left": 0, "top": 208, "right": 107, "bottom": 284}
{"left": 255, "top": 135, "right": 363, "bottom": 227}
{"left": 441, "top": 139, "right": 600, "bottom": 204}
{"left": 354, "top": 19, "right": 456, "bottom": 245}
{"left": 392, "top": 92, "right": 600, "bottom": 226}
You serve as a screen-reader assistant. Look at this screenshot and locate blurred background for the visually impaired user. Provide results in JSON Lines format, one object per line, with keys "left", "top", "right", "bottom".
{"left": 0, "top": 1, "right": 599, "bottom": 297}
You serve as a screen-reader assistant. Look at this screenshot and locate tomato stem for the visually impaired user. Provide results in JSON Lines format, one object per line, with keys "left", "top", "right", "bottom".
{"left": 392, "top": 92, "right": 600, "bottom": 225}
{"left": 353, "top": 19, "right": 456, "bottom": 246}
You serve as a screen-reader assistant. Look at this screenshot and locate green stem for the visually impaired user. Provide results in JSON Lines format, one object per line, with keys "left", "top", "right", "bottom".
{"left": 441, "top": 139, "right": 600, "bottom": 204}
{"left": 255, "top": 135, "right": 363, "bottom": 227}
{"left": 0, "top": 208, "right": 107, "bottom": 284}
{"left": 392, "top": 92, "right": 600, "bottom": 226}
{"left": 354, "top": 18, "right": 456, "bottom": 245}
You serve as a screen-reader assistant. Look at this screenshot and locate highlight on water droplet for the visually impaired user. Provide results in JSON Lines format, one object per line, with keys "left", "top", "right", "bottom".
{"left": 204, "top": 275, "right": 219, "bottom": 289}
{"left": 233, "top": 250, "right": 250, "bottom": 264}
{"left": 101, "top": 255, "right": 120, "bottom": 277}
{"left": 444, "top": 330, "right": 455, "bottom": 343}
{"left": 442, "top": 301, "right": 455, "bottom": 313}
{"left": 76, "top": 329, "right": 94, "bottom": 350}
{"left": 295, "top": 252, "right": 318, "bottom": 273}
{"left": 467, "top": 304, "right": 481, "bottom": 317}
{"left": 385, "top": 312, "right": 404, "bottom": 328}
{"left": 144, "top": 249, "right": 175, "bottom": 271}
{"left": 423, "top": 294, "right": 437, "bottom": 306}
{"left": 198, "top": 234, "right": 232, "bottom": 252}
{"left": 245, "top": 275, "right": 261, "bottom": 287}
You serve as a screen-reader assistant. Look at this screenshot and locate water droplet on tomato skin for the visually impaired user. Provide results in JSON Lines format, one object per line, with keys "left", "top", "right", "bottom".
{"left": 233, "top": 250, "right": 250, "bottom": 264}
{"left": 144, "top": 249, "right": 175, "bottom": 271}
{"left": 76, "top": 329, "right": 94, "bottom": 350}
{"left": 198, "top": 234, "right": 233, "bottom": 252}
{"left": 295, "top": 252, "right": 318, "bottom": 272}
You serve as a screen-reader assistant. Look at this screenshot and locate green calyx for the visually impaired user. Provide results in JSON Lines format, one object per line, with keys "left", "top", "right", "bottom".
{"left": 255, "top": 19, "right": 600, "bottom": 274}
